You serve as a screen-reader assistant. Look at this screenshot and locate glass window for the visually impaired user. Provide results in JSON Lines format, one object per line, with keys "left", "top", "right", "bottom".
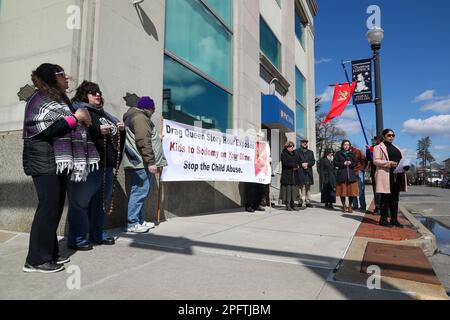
{"left": 204, "top": 0, "right": 232, "bottom": 28}
{"left": 163, "top": 56, "right": 232, "bottom": 132}
{"left": 296, "top": 103, "right": 306, "bottom": 140}
{"left": 295, "top": 68, "right": 306, "bottom": 140}
{"left": 260, "top": 16, "right": 281, "bottom": 70}
{"left": 295, "top": 11, "right": 305, "bottom": 49}
{"left": 275, "top": 0, "right": 281, "bottom": 8}
{"left": 295, "top": 68, "right": 306, "bottom": 107}
{"left": 165, "top": 0, "right": 232, "bottom": 89}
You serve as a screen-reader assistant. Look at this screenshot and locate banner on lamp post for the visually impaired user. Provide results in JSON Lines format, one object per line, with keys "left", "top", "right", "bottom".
{"left": 352, "top": 59, "right": 373, "bottom": 104}
{"left": 161, "top": 120, "right": 271, "bottom": 184}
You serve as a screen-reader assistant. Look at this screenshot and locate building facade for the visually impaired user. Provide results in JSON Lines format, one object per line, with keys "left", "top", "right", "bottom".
{"left": 0, "top": 0, "right": 318, "bottom": 233}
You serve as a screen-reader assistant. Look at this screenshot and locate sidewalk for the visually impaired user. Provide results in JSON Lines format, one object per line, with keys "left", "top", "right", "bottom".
{"left": 0, "top": 193, "right": 448, "bottom": 300}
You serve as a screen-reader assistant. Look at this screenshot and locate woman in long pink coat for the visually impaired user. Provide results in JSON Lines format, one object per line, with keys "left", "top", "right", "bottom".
{"left": 373, "top": 129, "right": 408, "bottom": 227}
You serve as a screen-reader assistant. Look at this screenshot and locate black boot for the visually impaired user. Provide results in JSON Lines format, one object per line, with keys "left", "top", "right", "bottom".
{"left": 390, "top": 202, "right": 404, "bottom": 228}
{"left": 286, "top": 204, "right": 293, "bottom": 211}
{"left": 379, "top": 203, "right": 392, "bottom": 227}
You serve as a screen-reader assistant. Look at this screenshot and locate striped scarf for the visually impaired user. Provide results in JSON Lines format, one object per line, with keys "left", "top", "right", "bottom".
{"left": 23, "top": 91, "right": 100, "bottom": 182}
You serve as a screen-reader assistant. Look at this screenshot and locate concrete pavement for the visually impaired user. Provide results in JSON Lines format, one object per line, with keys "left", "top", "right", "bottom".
{"left": 0, "top": 191, "right": 447, "bottom": 300}
{"left": 0, "top": 198, "right": 386, "bottom": 300}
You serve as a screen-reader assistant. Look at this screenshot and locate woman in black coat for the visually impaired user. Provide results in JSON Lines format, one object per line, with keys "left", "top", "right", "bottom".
{"left": 334, "top": 140, "right": 359, "bottom": 213}
{"left": 319, "top": 148, "right": 337, "bottom": 209}
{"left": 280, "top": 141, "right": 300, "bottom": 211}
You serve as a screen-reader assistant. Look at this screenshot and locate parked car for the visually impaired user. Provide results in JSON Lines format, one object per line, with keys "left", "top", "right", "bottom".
{"left": 440, "top": 178, "right": 450, "bottom": 188}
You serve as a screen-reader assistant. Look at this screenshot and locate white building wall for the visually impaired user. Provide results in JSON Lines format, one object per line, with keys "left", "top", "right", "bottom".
{"left": 0, "top": 0, "right": 77, "bottom": 132}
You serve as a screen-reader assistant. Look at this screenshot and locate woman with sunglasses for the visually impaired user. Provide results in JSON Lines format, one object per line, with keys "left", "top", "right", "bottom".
{"left": 22, "top": 63, "right": 93, "bottom": 273}
{"left": 68, "top": 81, "right": 125, "bottom": 250}
{"left": 373, "top": 129, "right": 407, "bottom": 227}
{"left": 280, "top": 141, "right": 300, "bottom": 211}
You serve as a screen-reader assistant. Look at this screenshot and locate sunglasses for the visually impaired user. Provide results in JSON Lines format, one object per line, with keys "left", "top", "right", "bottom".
{"left": 287, "top": 145, "right": 294, "bottom": 148}
{"left": 55, "top": 71, "right": 66, "bottom": 77}
{"left": 386, "top": 134, "right": 396, "bottom": 138}
{"left": 88, "top": 90, "right": 102, "bottom": 96}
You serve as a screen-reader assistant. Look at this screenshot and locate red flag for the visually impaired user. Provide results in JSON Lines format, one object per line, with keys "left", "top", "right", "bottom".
{"left": 323, "top": 82, "right": 356, "bottom": 124}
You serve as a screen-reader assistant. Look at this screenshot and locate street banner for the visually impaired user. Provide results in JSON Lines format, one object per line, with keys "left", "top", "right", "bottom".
{"left": 323, "top": 82, "right": 356, "bottom": 124}
{"left": 161, "top": 119, "right": 271, "bottom": 184}
{"left": 352, "top": 59, "right": 373, "bottom": 104}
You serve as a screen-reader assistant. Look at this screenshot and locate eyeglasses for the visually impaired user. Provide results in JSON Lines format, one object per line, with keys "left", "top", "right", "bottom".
{"left": 287, "top": 145, "right": 294, "bottom": 148}
{"left": 386, "top": 134, "right": 396, "bottom": 138}
{"left": 55, "top": 71, "right": 66, "bottom": 77}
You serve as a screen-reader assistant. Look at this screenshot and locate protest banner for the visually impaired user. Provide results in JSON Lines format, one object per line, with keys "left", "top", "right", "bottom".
{"left": 161, "top": 120, "right": 271, "bottom": 184}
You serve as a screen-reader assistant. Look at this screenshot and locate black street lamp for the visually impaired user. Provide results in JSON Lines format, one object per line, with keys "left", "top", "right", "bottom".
{"left": 366, "top": 26, "right": 385, "bottom": 136}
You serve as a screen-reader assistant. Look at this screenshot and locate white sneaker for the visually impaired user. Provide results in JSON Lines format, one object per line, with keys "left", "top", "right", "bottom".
{"left": 141, "top": 221, "right": 155, "bottom": 229}
{"left": 126, "top": 224, "right": 150, "bottom": 233}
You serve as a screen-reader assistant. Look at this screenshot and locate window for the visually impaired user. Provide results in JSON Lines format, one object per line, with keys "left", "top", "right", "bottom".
{"left": 204, "top": 0, "right": 233, "bottom": 27}
{"left": 163, "top": 56, "right": 232, "bottom": 132}
{"left": 295, "top": 11, "right": 306, "bottom": 49}
{"left": 164, "top": 0, "right": 233, "bottom": 132}
{"left": 274, "top": 0, "right": 281, "bottom": 8}
{"left": 295, "top": 68, "right": 306, "bottom": 140}
{"left": 260, "top": 16, "right": 281, "bottom": 70}
{"left": 165, "top": 0, "right": 232, "bottom": 89}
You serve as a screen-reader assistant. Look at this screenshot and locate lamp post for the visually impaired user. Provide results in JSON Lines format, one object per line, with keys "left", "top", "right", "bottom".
{"left": 366, "top": 27, "right": 385, "bottom": 136}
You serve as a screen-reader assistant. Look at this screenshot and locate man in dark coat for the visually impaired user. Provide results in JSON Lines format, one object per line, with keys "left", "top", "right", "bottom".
{"left": 295, "top": 139, "right": 316, "bottom": 208}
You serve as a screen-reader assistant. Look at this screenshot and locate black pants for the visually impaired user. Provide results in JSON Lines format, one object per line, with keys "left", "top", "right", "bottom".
{"left": 245, "top": 182, "right": 264, "bottom": 210}
{"left": 380, "top": 173, "right": 401, "bottom": 220}
{"left": 26, "top": 175, "right": 67, "bottom": 265}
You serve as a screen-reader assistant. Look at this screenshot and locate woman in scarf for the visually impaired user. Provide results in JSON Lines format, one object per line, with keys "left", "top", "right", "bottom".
{"left": 319, "top": 148, "right": 337, "bottom": 209}
{"left": 334, "top": 140, "right": 359, "bottom": 213}
{"left": 68, "top": 81, "right": 125, "bottom": 250}
{"left": 22, "top": 63, "right": 94, "bottom": 273}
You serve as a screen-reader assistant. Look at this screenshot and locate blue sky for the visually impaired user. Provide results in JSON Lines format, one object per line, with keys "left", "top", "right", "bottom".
{"left": 315, "top": 0, "right": 450, "bottom": 163}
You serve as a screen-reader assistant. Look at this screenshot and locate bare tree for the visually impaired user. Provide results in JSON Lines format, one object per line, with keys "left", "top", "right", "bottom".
{"left": 315, "top": 97, "right": 347, "bottom": 158}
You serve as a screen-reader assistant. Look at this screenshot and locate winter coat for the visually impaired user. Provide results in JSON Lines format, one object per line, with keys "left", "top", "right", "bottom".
{"left": 296, "top": 148, "right": 316, "bottom": 186}
{"left": 319, "top": 157, "right": 337, "bottom": 189}
{"left": 280, "top": 149, "right": 300, "bottom": 185}
{"left": 122, "top": 107, "right": 167, "bottom": 169}
{"left": 334, "top": 150, "right": 358, "bottom": 183}
{"left": 22, "top": 93, "right": 74, "bottom": 176}
{"left": 373, "top": 142, "right": 407, "bottom": 194}
{"left": 352, "top": 147, "right": 367, "bottom": 174}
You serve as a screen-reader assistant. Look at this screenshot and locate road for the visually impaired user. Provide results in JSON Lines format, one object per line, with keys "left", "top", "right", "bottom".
{"left": 400, "top": 185, "right": 450, "bottom": 294}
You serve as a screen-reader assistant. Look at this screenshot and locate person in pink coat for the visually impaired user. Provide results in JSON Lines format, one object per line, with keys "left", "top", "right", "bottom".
{"left": 373, "top": 129, "right": 408, "bottom": 227}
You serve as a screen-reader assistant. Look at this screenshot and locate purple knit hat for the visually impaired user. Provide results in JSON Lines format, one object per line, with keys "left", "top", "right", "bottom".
{"left": 137, "top": 96, "right": 155, "bottom": 110}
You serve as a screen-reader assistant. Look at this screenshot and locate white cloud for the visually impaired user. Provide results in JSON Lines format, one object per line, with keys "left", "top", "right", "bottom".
{"left": 434, "top": 145, "right": 450, "bottom": 151}
{"left": 336, "top": 108, "right": 361, "bottom": 134}
{"left": 402, "top": 115, "right": 450, "bottom": 136}
{"left": 400, "top": 148, "right": 416, "bottom": 160}
{"left": 421, "top": 98, "right": 450, "bottom": 114}
{"left": 318, "top": 86, "right": 334, "bottom": 103}
{"left": 315, "top": 58, "right": 332, "bottom": 65}
{"left": 413, "top": 90, "right": 436, "bottom": 102}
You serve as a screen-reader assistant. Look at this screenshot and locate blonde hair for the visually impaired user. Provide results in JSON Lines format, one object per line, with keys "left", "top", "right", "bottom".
{"left": 284, "top": 141, "right": 295, "bottom": 149}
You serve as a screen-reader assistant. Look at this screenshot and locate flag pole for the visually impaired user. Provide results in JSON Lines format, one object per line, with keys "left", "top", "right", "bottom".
{"left": 341, "top": 61, "right": 370, "bottom": 146}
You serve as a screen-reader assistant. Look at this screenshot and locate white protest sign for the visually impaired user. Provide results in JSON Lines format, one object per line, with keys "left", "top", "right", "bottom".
{"left": 161, "top": 120, "right": 271, "bottom": 184}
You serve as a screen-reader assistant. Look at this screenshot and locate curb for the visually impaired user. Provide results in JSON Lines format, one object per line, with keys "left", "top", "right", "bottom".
{"left": 399, "top": 205, "right": 437, "bottom": 257}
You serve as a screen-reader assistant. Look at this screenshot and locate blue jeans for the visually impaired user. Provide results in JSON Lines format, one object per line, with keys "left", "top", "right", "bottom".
{"left": 67, "top": 169, "right": 112, "bottom": 246}
{"left": 352, "top": 171, "right": 367, "bottom": 209}
{"left": 127, "top": 168, "right": 153, "bottom": 228}
{"left": 89, "top": 168, "right": 113, "bottom": 242}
